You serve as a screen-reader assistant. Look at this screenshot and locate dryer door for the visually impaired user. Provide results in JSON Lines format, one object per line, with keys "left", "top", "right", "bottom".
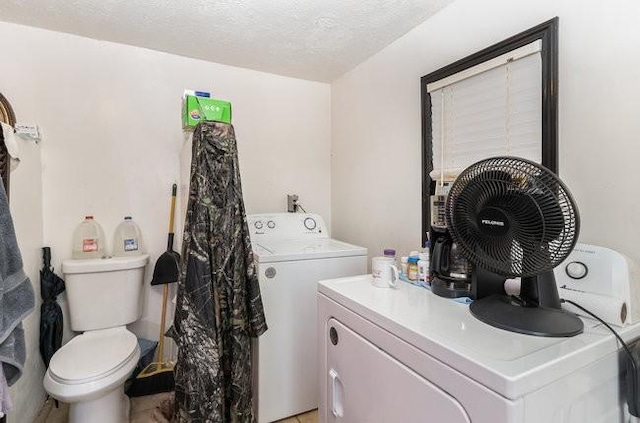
{"left": 326, "top": 318, "right": 471, "bottom": 423}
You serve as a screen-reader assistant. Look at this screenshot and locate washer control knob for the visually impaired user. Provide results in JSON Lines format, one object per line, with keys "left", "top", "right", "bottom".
{"left": 265, "top": 267, "right": 276, "bottom": 279}
{"left": 254, "top": 221, "right": 263, "bottom": 230}
{"left": 267, "top": 220, "right": 276, "bottom": 229}
{"left": 565, "top": 261, "right": 588, "bottom": 279}
{"left": 304, "top": 217, "right": 317, "bottom": 230}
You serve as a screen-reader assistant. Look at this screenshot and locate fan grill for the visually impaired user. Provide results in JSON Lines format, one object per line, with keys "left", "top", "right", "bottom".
{"left": 446, "top": 157, "right": 579, "bottom": 278}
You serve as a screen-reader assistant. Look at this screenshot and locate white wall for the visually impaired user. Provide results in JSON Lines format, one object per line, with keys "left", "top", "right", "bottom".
{"left": 331, "top": 0, "right": 640, "bottom": 266}
{"left": 0, "top": 21, "right": 330, "bottom": 421}
{"left": 7, "top": 139, "right": 45, "bottom": 422}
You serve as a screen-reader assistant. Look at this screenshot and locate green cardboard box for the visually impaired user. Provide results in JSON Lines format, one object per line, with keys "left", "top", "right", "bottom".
{"left": 182, "top": 95, "right": 232, "bottom": 129}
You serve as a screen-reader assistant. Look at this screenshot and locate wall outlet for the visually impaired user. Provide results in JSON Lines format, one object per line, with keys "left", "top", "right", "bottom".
{"left": 287, "top": 194, "right": 299, "bottom": 213}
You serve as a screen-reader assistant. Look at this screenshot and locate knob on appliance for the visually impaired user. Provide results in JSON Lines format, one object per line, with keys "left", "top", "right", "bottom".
{"left": 254, "top": 221, "right": 263, "bottom": 229}
{"left": 565, "top": 261, "right": 588, "bottom": 279}
{"left": 304, "top": 217, "right": 317, "bottom": 230}
{"left": 267, "top": 220, "right": 276, "bottom": 229}
{"left": 265, "top": 267, "right": 276, "bottom": 279}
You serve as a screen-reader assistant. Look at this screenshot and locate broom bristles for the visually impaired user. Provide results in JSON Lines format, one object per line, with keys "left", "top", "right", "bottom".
{"left": 126, "top": 359, "right": 175, "bottom": 397}
{"left": 138, "top": 360, "right": 175, "bottom": 378}
{"left": 126, "top": 370, "right": 175, "bottom": 397}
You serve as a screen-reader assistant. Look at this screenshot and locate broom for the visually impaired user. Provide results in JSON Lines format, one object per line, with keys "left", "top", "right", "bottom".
{"left": 127, "top": 184, "right": 180, "bottom": 397}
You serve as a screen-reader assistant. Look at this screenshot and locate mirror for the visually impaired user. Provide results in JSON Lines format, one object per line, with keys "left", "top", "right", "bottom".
{"left": 420, "top": 18, "right": 559, "bottom": 246}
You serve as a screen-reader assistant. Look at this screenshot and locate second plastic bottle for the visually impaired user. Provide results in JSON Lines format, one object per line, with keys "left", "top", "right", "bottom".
{"left": 113, "top": 216, "right": 143, "bottom": 256}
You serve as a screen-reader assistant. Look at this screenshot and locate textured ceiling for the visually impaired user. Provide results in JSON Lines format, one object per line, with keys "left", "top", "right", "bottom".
{"left": 0, "top": 0, "right": 453, "bottom": 81}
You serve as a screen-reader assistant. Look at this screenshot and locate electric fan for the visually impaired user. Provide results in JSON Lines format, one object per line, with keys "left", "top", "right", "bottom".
{"left": 446, "top": 156, "right": 583, "bottom": 337}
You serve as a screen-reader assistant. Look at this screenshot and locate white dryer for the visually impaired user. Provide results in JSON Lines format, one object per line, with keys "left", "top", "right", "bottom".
{"left": 248, "top": 213, "right": 367, "bottom": 423}
{"left": 318, "top": 246, "right": 640, "bottom": 423}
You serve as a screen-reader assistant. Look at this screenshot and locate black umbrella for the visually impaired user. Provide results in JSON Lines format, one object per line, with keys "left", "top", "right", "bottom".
{"left": 39, "top": 246, "right": 65, "bottom": 368}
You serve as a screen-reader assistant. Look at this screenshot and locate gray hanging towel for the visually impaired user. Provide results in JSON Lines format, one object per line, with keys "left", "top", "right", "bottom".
{"left": 172, "top": 121, "right": 267, "bottom": 422}
{"left": 0, "top": 179, "right": 35, "bottom": 386}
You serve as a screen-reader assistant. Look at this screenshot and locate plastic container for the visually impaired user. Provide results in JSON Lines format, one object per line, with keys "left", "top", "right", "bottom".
{"left": 418, "top": 239, "right": 431, "bottom": 284}
{"left": 383, "top": 248, "right": 397, "bottom": 268}
{"left": 422, "top": 239, "right": 431, "bottom": 256}
{"left": 383, "top": 249, "right": 396, "bottom": 259}
{"left": 407, "top": 257, "right": 420, "bottom": 281}
{"left": 72, "top": 216, "right": 107, "bottom": 259}
{"left": 400, "top": 256, "right": 409, "bottom": 276}
{"left": 113, "top": 216, "right": 143, "bottom": 257}
{"left": 418, "top": 253, "right": 430, "bottom": 284}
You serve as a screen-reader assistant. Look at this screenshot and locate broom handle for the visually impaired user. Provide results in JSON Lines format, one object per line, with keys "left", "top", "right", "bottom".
{"left": 158, "top": 183, "right": 176, "bottom": 362}
{"left": 168, "top": 184, "right": 177, "bottom": 236}
{"left": 158, "top": 283, "right": 169, "bottom": 363}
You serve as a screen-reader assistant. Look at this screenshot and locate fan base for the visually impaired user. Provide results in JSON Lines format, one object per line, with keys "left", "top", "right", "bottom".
{"left": 470, "top": 294, "right": 584, "bottom": 337}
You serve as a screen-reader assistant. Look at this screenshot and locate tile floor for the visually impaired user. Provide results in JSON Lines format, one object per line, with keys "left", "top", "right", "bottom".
{"left": 34, "top": 393, "right": 318, "bottom": 423}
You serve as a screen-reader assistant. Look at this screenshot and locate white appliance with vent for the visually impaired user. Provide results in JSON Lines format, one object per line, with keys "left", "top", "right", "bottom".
{"left": 249, "top": 213, "right": 367, "bottom": 423}
{"left": 318, "top": 245, "right": 640, "bottom": 423}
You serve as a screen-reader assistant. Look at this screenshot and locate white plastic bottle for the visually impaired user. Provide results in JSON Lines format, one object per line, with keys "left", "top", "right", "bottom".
{"left": 418, "top": 253, "right": 430, "bottom": 285}
{"left": 113, "top": 216, "right": 143, "bottom": 256}
{"left": 418, "top": 240, "right": 431, "bottom": 285}
{"left": 400, "top": 256, "right": 409, "bottom": 277}
{"left": 72, "top": 216, "right": 107, "bottom": 259}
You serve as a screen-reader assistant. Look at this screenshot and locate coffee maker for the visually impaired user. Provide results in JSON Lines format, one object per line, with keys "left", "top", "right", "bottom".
{"left": 430, "top": 228, "right": 472, "bottom": 298}
{"left": 429, "top": 180, "right": 472, "bottom": 298}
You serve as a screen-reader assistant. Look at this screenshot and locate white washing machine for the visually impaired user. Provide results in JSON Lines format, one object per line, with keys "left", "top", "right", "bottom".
{"left": 318, "top": 246, "right": 640, "bottom": 423}
{"left": 248, "top": 213, "right": 367, "bottom": 423}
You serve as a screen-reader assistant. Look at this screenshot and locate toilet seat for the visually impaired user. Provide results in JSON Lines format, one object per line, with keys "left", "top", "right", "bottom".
{"left": 49, "top": 327, "right": 138, "bottom": 385}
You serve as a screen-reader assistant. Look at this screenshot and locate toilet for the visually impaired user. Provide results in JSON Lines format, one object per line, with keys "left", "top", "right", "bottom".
{"left": 43, "top": 254, "right": 149, "bottom": 423}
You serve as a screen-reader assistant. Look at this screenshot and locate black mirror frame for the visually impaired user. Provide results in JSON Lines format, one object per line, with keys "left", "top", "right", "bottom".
{"left": 420, "top": 17, "right": 559, "bottom": 246}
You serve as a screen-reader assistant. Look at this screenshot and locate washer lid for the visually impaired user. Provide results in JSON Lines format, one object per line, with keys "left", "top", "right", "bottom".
{"left": 49, "top": 327, "right": 138, "bottom": 384}
{"left": 253, "top": 238, "right": 367, "bottom": 263}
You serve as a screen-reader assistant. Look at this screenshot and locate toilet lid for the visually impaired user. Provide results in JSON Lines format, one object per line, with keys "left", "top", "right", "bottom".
{"left": 49, "top": 327, "right": 138, "bottom": 384}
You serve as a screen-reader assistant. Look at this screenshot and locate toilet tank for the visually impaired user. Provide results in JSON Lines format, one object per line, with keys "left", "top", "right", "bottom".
{"left": 62, "top": 255, "right": 149, "bottom": 331}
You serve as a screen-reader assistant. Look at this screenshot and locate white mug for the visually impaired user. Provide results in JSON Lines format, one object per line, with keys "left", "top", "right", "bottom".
{"left": 371, "top": 256, "right": 399, "bottom": 288}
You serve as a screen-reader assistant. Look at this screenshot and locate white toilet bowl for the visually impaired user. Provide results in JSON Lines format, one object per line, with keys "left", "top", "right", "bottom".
{"left": 44, "top": 327, "right": 140, "bottom": 423}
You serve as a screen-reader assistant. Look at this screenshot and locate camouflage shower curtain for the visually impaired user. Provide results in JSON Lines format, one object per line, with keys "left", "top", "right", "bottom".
{"left": 172, "top": 121, "right": 267, "bottom": 422}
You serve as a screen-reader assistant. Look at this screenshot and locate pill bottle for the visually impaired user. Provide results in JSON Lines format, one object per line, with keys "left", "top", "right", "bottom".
{"left": 418, "top": 253, "right": 430, "bottom": 284}
{"left": 400, "top": 256, "right": 409, "bottom": 276}
{"left": 383, "top": 248, "right": 396, "bottom": 259}
{"left": 407, "top": 257, "right": 420, "bottom": 281}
